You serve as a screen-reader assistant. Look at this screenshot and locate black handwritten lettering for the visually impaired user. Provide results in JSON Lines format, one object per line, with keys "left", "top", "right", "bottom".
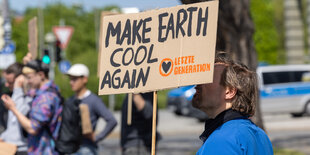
{"left": 110, "top": 45, "right": 157, "bottom": 67}
{"left": 134, "top": 46, "right": 147, "bottom": 66}
{"left": 136, "top": 67, "right": 150, "bottom": 87}
{"left": 147, "top": 44, "right": 158, "bottom": 63}
{"left": 187, "top": 7, "right": 197, "bottom": 37}
{"left": 196, "top": 7, "right": 208, "bottom": 36}
{"left": 121, "top": 70, "right": 131, "bottom": 89}
{"left": 142, "top": 17, "right": 152, "bottom": 43}
{"left": 111, "top": 48, "right": 122, "bottom": 67}
{"left": 122, "top": 48, "right": 134, "bottom": 66}
{"left": 158, "top": 12, "right": 168, "bottom": 42}
{"left": 166, "top": 13, "right": 175, "bottom": 40}
{"left": 112, "top": 69, "right": 121, "bottom": 89}
{"left": 176, "top": 9, "right": 188, "bottom": 38}
{"left": 101, "top": 68, "right": 150, "bottom": 90}
{"left": 120, "top": 19, "right": 131, "bottom": 46}
{"left": 105, "top": 21, "right": 121, "bottom": 48}
{"left": 132, "top": 20, "right": 143, "bottom": 45}
{"left": 131, "top": 69, "right": 136, "bottom": 88}
{"left": 106, "top": 17, "right": 153, "bottom": 47}
{"left": 101, "top": 71, "right": 111, "bottom": 89}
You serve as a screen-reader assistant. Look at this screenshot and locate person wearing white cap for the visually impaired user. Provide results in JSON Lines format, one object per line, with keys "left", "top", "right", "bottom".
{"left": 66, "top": 64, "right": 117, "bottom": 155}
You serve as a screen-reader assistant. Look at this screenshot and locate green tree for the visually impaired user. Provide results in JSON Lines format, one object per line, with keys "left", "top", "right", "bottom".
{"left": 11, "top": 4, "right": 168, "bottom": 110}
{"left": 11, "top": 4, "right": 114, "bottom": 106}
{"left": 251, "top": 0, "right": 284, "bottom": 64}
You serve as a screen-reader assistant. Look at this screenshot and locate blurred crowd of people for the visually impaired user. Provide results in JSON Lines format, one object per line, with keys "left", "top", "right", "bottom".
{"left": 0, "top": 53, "right": 159, "bottom": 155}
{"left": 0, "top": 51, "right": 274, "bottom": 155}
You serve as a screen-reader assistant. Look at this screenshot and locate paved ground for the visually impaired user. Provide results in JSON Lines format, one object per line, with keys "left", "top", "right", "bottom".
{"left": 95, "top": 110, "right": 310, "bottom": 155}
{"left": 98, "top": 134, "right": 202, "bottom": 155}
{"left": 264, "top": 114, "right": 310, "bottom": 154}
{"left": 96, "top": 110, "right": 203, "bottom": 155}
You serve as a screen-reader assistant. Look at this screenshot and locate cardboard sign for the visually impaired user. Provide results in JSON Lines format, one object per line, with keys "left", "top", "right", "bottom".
{"left": 79, "top": 104, "right": 93, "bottom": 134}
{"left": 98, "top": 1, "right": 219, "bottom": 95}
{"left": 98, "top": 11, "right": 119, "bottom": 77}
{"left": 0, "top": 142, "right": 17, "bottom": 155}
{"left": 28, "top": 17, "right": 38, "bottom": 59}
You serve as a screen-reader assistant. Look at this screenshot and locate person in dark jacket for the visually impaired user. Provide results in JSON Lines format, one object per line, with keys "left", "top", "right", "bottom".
{"left": 121, "top": 92, "right": 161, "bottom": 155}
{"left": 0, "top": 74, "right": 8, "bottom": 134}
{"left": 192, "top": 52, "right": 273, "bottom": 155}
{"left": 66, "top": 64, "right": 117, "bottom": 155}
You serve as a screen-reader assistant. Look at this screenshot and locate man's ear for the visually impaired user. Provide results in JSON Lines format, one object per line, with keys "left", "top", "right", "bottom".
{"left": 225, "top": 87, "right": 237, "bottom": 100}
{"left": 82, "top": 76, "right": 88, "bottom": 84}
{"left": 38, "top": 72, "right": 46, "bottom": 81}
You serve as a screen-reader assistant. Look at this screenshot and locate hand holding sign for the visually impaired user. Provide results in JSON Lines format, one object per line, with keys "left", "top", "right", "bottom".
{"left": 23, "top": 52, "right": 33, "bottom": 65}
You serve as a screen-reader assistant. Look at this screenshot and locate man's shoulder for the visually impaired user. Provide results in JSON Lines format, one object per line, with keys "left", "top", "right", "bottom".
{"left": 37, "top": 90, "right": 60, "bottom": 102}
{"left": 211, "top": 119, "right": 271, "bottom": 145}
{"left": 216, "top": 119, "right": 251, "bottom": 130}
{"left": 201, "top": 125, "right": 242, "bottom": 154}
{"left": 207, "top": 120, "right": 243, "bottom": 142}
{"left": 221, "top": 119, "right": 255, "bottom": 128}
{"left": 203, "top": 119, "right": 272, "bottom": 154}
{"left": 224, "top": 119, "right": 266, "bottom": 135}
{"left": 40, "top": 85, "right": 60, "bottom": 97}
{"left": 83, "top": 92, "right": 104, "bottom": 104}
{"left": 209, "top": 119, "right": 262, "bottom": 141}
{"left": 67, "top": 95, "right": 77, "bottom": 101}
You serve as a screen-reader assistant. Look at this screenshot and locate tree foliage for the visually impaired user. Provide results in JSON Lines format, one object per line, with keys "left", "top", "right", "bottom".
{"left": 11, "top": 1, "right": 284, "bottom": 110}
{"left": 11, "top": 4, "right": 121, "bottom": 107}
{"left": 251, "top": 0, "right": 284, "bottom": 64}
{"left": 11, "top": 4, "right": 169, "bottom": 110}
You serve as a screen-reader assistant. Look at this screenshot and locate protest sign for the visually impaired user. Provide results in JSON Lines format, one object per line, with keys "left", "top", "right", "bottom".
{"left": 79, "top": 104, "right": 93, "bottom": 134}
{"left": 98, "top": 1, "right": 219, "bottom": 95}
{"left": 98, "top": 11, "right": 119, "bottom": 77}
{"left": 0, "top": 142, "right": 17, "bottom": 155}
{"left": 28, "top": 17, "right": 38, "bottom": 59}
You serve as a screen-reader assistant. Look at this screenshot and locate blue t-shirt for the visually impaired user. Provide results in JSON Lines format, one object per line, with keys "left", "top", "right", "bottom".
{"left": 196, "top": 119, "right": 273, "bottom": 155}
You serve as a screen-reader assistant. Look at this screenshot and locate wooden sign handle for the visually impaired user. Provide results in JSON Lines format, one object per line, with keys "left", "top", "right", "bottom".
{"left": 127, "top": 93, "right": 133, "bottom": 125}
{"left": 151, "top": 91, "right": 157, "bottom": 155}
{"left": 79, "top": 104, "right": 93, "bottom": 134}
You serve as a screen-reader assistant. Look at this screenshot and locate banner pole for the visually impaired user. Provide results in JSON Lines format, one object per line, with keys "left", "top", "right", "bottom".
{"left": 151, "top": 91, "right": 157, "bottom": 155}
{"left": 127, "top": 93, "right": 133, "bottom": 125}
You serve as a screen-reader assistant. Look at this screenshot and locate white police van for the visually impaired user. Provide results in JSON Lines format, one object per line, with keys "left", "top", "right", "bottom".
{"left": 257, "top": 64, "right": 310, "bottom": 116}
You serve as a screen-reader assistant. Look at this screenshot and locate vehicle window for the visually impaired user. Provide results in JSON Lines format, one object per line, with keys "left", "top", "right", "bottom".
{"left": 263, "top": 71, "right": 310, "bottom": 85}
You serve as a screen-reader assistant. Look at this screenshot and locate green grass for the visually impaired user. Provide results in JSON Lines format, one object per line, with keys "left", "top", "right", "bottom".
{"left": 274, "top": 148, "right": 304, "bottom": 155}
{"left": 191, "top": 148, "right": 305, "bottom": 155}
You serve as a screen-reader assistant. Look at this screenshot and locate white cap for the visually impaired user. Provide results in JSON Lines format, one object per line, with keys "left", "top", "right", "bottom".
{"left": 66, "top": 64, "right": 89, "bottom": 77}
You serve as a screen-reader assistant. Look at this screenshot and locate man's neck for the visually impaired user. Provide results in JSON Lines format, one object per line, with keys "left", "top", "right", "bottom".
{"left": 76, "top": 87, "right": 87, "bottom": 99}
{"left": 206, "top": 108, "right": 224, "bottom": 119}
{"left": 39, "top": 79, "right": 49, "bottom": 88}
{"left": 205, "top": 102, "right": 232, "bottom": 119}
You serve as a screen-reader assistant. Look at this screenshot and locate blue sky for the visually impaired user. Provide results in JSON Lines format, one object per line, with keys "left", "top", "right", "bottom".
{"left": 9, "top": 0, "right": 182, "bottom": 13}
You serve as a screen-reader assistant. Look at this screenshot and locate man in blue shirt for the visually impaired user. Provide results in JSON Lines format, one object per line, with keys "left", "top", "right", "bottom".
{"left": 192, "top": 52, "right": 273, "bottom": 155}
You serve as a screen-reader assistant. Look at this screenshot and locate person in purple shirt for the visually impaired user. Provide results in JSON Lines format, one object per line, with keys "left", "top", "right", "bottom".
{"left": 1, "top": 59, "right": 63, "bottom": 155}
{"left": 66, "top": 64, "right": 117, "bottom": 155}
